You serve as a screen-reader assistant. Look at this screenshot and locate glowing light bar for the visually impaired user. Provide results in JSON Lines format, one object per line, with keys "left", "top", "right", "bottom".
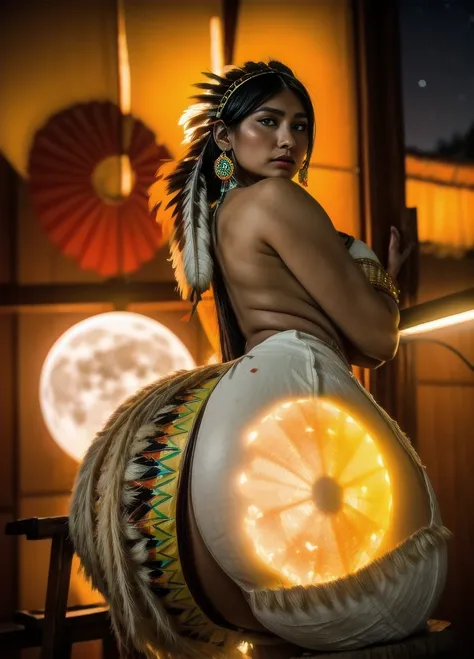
{"left": 400, "top": 288, "right": 474, "bottom": 337}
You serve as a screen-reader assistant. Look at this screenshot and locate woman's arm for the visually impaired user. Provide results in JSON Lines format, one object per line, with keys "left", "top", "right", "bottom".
{"left": 340, "top": 234, "right": 405, "bottom": 368}
{"left": 247, "top": 178, "right": 400, "bottom": 362}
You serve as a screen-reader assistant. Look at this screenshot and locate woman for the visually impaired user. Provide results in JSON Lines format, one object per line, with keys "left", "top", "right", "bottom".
{"left": 70, "top": 61, "right": 449, "bottom": 659}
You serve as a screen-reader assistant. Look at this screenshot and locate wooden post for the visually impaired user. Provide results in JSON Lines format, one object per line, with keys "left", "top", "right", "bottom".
{"left": 353, "top": 0, "right": 419, "bottom": 440}
{"left": 222, "top": 0, "right": 240, "bottom": 66}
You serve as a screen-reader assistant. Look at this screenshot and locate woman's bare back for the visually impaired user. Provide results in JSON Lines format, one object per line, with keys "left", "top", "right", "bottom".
{"left": 213, "top": 178, "right": 399, "bottom": 363}
{"left": 214, "top": 184, "right": 347, "bottom": 355}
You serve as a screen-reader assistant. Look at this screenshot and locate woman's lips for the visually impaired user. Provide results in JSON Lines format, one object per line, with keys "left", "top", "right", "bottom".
{"left": 271, "top": 159, "right": 294, "bottom": 168}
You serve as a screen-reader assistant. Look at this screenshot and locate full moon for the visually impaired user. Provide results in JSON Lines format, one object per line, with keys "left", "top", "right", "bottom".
{"left": 39, "top": 312, "right": 196, "bottom": 462}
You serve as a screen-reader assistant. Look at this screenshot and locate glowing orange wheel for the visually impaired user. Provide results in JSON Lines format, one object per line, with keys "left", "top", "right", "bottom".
{"left": 238, "top": 398, "right": 393, "bottom": 586}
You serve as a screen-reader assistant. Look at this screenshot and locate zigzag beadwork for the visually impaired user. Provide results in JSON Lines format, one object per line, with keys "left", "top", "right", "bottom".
{"left": 125, "top": 375, "right": 229, "bottom": 646}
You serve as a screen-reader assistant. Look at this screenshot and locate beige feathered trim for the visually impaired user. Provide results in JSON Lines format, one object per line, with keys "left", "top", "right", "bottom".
{"left": 248, "top": 524, "right": 451, "bottom": 614}
{"left": 70, "top": 363, "right": 246, "bottom": 659}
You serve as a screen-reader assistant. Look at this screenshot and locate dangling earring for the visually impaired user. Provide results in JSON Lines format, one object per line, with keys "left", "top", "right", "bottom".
{"left": 214, "top": 151, "right": 234, "bottom": 181}
{"left": 298, "top": 164, "right": 309, "bottom": 187}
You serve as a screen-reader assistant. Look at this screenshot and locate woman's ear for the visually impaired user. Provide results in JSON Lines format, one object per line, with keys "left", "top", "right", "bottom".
{"left": 213, "top": 121, "right": 232, "bottom": 152}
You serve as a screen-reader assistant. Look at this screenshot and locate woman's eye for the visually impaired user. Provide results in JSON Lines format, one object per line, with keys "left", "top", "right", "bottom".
{"left": 258, "top": 117, "right": 307, "bottom": 131}
{"left": 259, "top": 117, "right": 277, "bottom": 126}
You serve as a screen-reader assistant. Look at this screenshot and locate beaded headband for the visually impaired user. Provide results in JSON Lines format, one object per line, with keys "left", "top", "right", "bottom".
{"left": 215, "top": 69, "right": 295, "bottom": 119}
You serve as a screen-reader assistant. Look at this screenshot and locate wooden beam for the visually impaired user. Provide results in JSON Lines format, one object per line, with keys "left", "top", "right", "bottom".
{"left": 0, "top": 281, "right": 179, "bottom": 309}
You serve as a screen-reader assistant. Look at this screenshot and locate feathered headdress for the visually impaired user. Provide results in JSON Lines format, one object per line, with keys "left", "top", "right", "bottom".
{"left": 149, "top": 61, "right": 303, "bottom": 310}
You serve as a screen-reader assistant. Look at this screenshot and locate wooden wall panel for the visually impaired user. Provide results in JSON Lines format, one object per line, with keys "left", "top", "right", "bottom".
{"left": 416, "top": 385, "right": 474, "bottom": 630}
{"left": 0, "top": 313, "right": 17, "bottom": 623}
{"left": 414, "top": 326, "right": 474, "bottom": 384}
{"left": 413, "top": 254, "right": 474, "bottom": 641}
{"left": 0, "top": 155, "right": 14, "bottom": 283}
{"left": 0, "top": 315, "right": 15, "bottom": 509}
{"left": 417, "top": 254, "right": 474, "bottom": 303}
{"left": 0, "top": 512, "right": 16, "bottom": 620}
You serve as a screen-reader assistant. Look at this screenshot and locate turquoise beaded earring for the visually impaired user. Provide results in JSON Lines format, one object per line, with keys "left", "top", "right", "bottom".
{"left": 214, "top": 151, "right": 234, "bottom": 181}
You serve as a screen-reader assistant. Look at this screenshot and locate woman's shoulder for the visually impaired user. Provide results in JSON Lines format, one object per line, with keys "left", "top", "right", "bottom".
{"left": 247, "top": 177, "right": 306, "bottom": 202}
{"left": 237, "top": 178, "right": 322, "bottom": 222}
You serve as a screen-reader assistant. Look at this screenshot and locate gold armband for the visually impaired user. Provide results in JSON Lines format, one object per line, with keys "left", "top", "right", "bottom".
{"left": 354, "top": 258, "right": 400, "bottom": 304}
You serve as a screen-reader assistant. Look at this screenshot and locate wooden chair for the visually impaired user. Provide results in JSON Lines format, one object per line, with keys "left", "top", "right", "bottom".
{"left": 1, "top": 516, "right": 119, "bottom": 659}
{"left": 1, "top": 517, "right": 460, "bottom": 659}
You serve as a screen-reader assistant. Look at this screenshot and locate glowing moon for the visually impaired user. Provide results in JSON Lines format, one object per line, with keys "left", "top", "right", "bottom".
{"left": 39, "top": 312, "right": 196, "bottom": 462}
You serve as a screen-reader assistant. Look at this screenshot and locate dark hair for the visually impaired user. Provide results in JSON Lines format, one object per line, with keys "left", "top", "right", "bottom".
{"left": 204, "top": 61, "right": 315, "bottom": 363}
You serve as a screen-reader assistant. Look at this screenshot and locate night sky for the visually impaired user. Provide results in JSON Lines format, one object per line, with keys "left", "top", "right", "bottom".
{"left": 400, "top": 0, "right": 474, "bottom": 152}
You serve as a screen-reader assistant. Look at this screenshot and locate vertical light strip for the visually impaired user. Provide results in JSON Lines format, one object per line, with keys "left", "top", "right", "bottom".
{"left": 117, "top": 0, "right": 131, "bottom": 115}
{"left": 117, "top": 0, "right": 132, "bottom": 198}
{"left": 210, "top": 16, "right": 224, "bottom": 75}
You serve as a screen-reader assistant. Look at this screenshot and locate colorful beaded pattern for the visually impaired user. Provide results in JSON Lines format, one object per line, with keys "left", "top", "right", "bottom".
{"left": 125, "top": 374, "right": 230, "bottom": 646}
{"left": 214, "top": 152, "right": 235, "bottom": 181}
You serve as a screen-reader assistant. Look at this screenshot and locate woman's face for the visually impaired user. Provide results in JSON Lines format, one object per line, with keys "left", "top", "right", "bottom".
{"left": 229, "top": 88, "right": 310, "bottom": 183}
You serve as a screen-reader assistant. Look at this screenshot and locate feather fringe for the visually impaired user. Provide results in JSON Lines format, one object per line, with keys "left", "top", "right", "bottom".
{"left": 70, "top": 363, "right": 250, "bottom": 658}
{"left": 248, "top": 524, "right": 451, "bottom": 614}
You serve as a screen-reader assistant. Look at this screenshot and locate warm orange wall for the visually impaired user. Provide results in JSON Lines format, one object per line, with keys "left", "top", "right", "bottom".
{"left": 1, "top": 0, "right": 360, "bottom": 241}
{"left": 0, "top": 0, "right": 222, "bottom": 177}
{"left": 0, "top": 0, "right": 118, "bottom": 178}
{"left": 406, "top": 155, "right": 474, "bottom": 256}
{"left": 234, "top": 0, "right": 360, "bottom": 238}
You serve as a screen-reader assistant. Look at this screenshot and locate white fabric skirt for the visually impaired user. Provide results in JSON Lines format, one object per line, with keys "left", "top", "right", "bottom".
{"left": 191, "top": 330, "right": 449, "bottom": 651}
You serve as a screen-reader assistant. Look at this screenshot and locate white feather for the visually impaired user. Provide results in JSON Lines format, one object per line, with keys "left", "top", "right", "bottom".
{"left": 171, "top": 167, "right": 213, "bottom": 299}
{"left": 179, "top": 103, "right": 210, "bottom": 144}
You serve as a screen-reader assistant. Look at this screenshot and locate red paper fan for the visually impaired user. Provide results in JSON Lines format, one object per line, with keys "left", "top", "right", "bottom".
{"left": 28, "top": 101, "right": 172, "bottom": 276}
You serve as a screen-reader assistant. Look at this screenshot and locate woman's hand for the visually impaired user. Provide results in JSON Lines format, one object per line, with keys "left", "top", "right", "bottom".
{"left": 387, "top": 226, "right": 414, "bottom": 279}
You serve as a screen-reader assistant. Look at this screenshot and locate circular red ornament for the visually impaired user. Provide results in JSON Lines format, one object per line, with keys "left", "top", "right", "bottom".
{"left": 28, "top": 101, "right": 172, "bottom": 276}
